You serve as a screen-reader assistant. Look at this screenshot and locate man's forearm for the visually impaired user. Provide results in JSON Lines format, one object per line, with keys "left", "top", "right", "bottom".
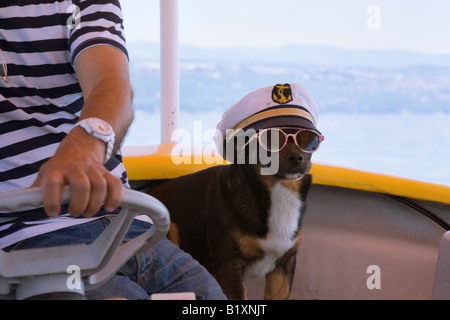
{"left": 78, "top": 75, "right": 134, "bottom": 155}
{"left": 74, "top": 45, "right": 134, "bottom": 158}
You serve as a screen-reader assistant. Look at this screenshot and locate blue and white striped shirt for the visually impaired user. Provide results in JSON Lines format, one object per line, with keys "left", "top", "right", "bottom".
{"left": 0, "top": 0, "right": 130, "bottom": 248}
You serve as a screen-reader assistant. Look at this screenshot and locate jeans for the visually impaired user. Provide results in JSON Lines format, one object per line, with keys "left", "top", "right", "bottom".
{"left": 6, "top": 217, "right": 226, "bottom": 300}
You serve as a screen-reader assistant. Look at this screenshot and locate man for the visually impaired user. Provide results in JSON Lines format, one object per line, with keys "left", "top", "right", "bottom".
{"left": 0, "top": 0, "right": 225, "bottom": 300}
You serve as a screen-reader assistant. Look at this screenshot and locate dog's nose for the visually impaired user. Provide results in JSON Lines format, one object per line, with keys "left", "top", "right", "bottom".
{"left": 287, "top": 153, "right": 303, "bottom": 164}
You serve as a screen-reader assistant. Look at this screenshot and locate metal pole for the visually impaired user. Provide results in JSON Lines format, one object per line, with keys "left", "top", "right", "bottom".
{"left": 160, "top": 0, "right": 179, "bottom": 144}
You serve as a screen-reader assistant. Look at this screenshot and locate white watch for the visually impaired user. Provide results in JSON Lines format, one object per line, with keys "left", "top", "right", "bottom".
{"left": 73, "top": 118, "right": 115, "bottom": 164}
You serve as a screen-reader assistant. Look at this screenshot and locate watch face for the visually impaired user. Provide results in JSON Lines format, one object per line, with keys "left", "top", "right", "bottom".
{"left": 86, "top": 118, "right": 113, "bottom": 136}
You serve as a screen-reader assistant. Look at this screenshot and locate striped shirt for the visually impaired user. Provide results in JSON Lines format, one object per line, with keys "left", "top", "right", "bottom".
{"left": 0, "top": 0, "right": 130, "bottom": 248}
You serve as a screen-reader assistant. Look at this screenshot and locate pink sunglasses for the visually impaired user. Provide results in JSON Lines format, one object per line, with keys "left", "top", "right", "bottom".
{"left": 243, "top": 127, "right": 324, "bottom": 153}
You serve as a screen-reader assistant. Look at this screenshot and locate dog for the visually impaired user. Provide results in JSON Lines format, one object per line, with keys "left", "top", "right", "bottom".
{"left": 148, "top": 84, "right": 323, "bottom": 300}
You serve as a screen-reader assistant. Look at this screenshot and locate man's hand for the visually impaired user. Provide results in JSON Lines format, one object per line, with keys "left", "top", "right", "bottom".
{"left": 31, "top": 132, "right": 123, "bottom": 218}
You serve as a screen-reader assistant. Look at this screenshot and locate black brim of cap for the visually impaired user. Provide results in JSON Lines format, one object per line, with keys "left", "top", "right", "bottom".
{"left": 242, "top": 116, "right": 321, "bottom": 134}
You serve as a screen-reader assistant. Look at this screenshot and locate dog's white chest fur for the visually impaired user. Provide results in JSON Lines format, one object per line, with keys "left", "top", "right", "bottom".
{"left": 246, "top": 182, "right": 303, "bottom": 277}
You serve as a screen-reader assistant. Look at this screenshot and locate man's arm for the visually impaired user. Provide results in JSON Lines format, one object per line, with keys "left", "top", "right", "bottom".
{"left": 32, "top": 45, "right": 134, "bottom": 218}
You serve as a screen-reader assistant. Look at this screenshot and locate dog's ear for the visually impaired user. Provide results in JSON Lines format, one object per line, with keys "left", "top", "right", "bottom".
{"left": 222, "top": 130, "right": 257, "bottom": 165}
{"left": 225, "top": 140, "right": 251, "bottom": 164}
{"left": 220, "top": 138, "right": 238, "bottom": 164}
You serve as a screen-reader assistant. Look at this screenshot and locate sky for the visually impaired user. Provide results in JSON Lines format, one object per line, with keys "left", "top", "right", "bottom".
{"left": 119, "top": 1, "right": 450, "bottom": 186}
{"left": 120, "top": 0, "right": 450, "bottom": 54}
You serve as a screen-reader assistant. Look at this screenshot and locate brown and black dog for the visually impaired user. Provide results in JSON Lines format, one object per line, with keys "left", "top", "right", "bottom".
{"left": 148, "top": 130, "right": 313, "bottom": 300}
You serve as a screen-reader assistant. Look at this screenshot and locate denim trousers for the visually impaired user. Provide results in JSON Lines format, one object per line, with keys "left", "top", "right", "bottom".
{"left": 7, "top": 217, "right": 226, "bottom": 300}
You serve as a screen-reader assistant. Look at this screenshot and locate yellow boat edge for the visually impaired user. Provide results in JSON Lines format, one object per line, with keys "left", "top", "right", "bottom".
{"left": 123, "top": 144, "right": 450, "bottom": 205}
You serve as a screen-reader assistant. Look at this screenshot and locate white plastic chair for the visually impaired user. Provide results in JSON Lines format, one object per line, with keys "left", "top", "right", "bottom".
{"left": 432, "top": 231, "right": 450, "bottom": 300}
{"left": 0, "top": 187, "right": 170, "bottom": 300}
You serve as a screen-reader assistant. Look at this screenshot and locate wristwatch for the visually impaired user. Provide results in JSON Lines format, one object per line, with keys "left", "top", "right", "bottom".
{"left": 73, "top": 117, "right": 115, "bottom": 164}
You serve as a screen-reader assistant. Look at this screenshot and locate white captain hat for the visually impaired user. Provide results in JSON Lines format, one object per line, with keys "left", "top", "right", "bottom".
{"left": 216, "top": 83, "right": 320, "bottom": 150}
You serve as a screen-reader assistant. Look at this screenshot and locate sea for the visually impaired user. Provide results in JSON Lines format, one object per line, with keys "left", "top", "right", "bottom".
{"left": 123, "top": 43, "right": 450, "bottom": 187}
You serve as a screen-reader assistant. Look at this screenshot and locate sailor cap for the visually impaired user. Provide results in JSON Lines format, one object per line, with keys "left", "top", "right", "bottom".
{"left": 216, "top": 83, "right": 320, "bottom": 147}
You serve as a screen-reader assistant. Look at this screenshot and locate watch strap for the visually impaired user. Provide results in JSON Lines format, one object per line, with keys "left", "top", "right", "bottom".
{"left": 72, "top": 118, "right": 115, "bottom": 164}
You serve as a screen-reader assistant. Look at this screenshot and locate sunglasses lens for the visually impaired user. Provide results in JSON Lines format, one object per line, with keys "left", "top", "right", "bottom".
{"left": 297, "top": 131, "right": 320, "bottom": 152}
{"left": 258, "top": 129, "right": 284, "bottom": 151}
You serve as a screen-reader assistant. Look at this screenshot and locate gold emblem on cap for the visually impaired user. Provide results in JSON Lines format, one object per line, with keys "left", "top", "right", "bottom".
{"left": 272, "top": 83, "right": 293, "bottom": 104}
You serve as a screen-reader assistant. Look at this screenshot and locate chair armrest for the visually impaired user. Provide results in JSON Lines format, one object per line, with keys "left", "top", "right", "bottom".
{"left": 0, "top": 187, "right": 170, "bottom": 300}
